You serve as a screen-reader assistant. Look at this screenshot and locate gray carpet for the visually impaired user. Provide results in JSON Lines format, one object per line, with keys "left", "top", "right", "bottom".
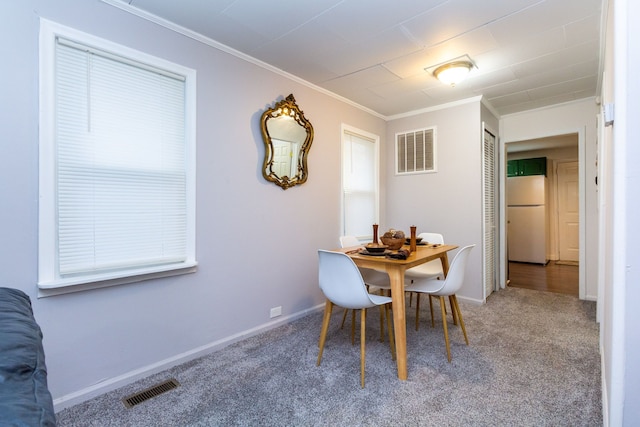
{"left": 55, "top": 287, "right": 602, "bottom": 426}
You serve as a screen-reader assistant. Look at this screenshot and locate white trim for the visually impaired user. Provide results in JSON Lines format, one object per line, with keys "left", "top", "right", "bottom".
{"left": 386, "top": 96, "right": 483, "bottom": 121}
{"left": 577, "top": 127, "right": 587, "bottom": 300}
{"left": 500, "top": 97, "right": 598, "bottom": 119}
{"left": 455, "top": 294, "right": 485, "bottom": 306}
{"left": 608, "top": 0, "right": 628, "bottom": 423}
{"left": 480, "top": 97, "right": 501, "bottom": 119}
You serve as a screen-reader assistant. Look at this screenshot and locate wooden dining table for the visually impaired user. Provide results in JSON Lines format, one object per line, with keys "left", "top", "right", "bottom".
{"left": 338, "top": 243, "right": 459, "bottom": 380}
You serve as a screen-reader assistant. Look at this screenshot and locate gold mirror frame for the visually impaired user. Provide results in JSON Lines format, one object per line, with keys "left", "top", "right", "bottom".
{"left": 260, "top": 94, "right": 314, "bottom": 190}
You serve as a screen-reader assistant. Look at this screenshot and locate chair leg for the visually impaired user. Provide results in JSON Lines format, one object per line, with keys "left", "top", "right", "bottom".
{"left": 379, "top": 289, "right": 385, "bottom": 342}
{"left": 429, "top": 295, "right": 435, "bottom": 328}
{"left": 451, "top": 295, "right": 469, "bottom": 345}
{"left": 449, "top": 295, "right": 459, "bottom": 326}
{"left": 340, "top": 308, "right": 348, "bottom": 329}
{"left": 350, "top": 309, "right": 356, "bottom": 345}
{"left": 317, "top": 300, "right": 334, "bottom": 366}
{"left": 384, "top": 303, "right": 396, "bottom": 361}
{"left": 415, "top": 293, "right": 421, "bottom": 330}
{"left": 439, "top": 296, "right": 452, "bottom": 362}
{"left": 360, "top": 308, "right": 367, "bottom": 388}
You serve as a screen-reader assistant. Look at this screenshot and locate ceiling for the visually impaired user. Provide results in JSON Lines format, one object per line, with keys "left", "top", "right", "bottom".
{"left": 507, "top": 133, "right": 578, "bottom": 153}
{"left": 108, "top": 0, "right": 604, "bottom": 118}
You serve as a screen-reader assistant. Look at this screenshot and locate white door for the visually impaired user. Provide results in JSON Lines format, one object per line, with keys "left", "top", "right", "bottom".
{"left": 482, "top": 128, "right": 498, "bottom": 296}
{"left": 272, "top": 140, "right": 292, "bottom": 178}
{"left": 557, "top": 161, "right": 579, "bottom": 262}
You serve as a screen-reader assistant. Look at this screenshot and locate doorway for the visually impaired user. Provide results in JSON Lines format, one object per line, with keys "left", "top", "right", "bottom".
{"left": 504, "top": 133, "right": 581, "bottom": 296}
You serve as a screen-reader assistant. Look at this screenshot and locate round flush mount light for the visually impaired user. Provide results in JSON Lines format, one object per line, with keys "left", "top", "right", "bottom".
{"left": 433, "top": 61, "right": 473, "bottom": 86}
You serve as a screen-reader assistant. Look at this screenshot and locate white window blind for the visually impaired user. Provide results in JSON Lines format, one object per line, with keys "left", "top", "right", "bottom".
{"left": 39, "top": 20, "right": 196, "bottom": 292}
{"left": 396, "top": 127, "right": 436, "bottom": 174}
{"left": 342, "top": 128, "right": 379, "bottom": 240}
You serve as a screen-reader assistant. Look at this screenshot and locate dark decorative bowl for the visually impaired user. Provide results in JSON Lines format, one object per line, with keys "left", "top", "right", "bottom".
{"left": 405, "top": 237, "right": 423, "bottom": 244}
{"left": 364, "top": 244, "right": 388, "bottom": 253}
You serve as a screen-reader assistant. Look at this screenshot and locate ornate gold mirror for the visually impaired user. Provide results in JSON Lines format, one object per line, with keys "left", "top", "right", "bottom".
{"left": 260, "top": 94, "right": 314, "bottom": 190}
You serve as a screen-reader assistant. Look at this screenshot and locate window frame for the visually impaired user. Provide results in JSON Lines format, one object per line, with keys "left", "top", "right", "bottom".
{"left": 340, "top": 124, "right": 380, "bottom": 241}
{"left": 38, "top": 19, "right": 197, "bottom": 297}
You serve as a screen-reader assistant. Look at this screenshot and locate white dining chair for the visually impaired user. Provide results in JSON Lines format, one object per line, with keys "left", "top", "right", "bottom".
{"left": 405, "top": 232, "right": 448, "bottom": 329}
{"left": 316, "top": 249, "right": 396, "bottom": 388}
{"left": 406, "top": 232, "right": 445, "bottom": 279}
{"left": 404, "top": 244, "right": 475, "bottom": 362}
{"left": 339, "top": 236, "right": 391, "bottom": 342}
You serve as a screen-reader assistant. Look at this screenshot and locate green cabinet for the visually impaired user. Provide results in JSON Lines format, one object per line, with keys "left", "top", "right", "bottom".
{"left": 507, "top": 157, "right": 547, "bottom": 177}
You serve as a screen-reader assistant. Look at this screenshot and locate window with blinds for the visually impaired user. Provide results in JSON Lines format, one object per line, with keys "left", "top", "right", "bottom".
{"left": 341, "top": 126, "right": 379, "bottom": 240}
{"left": 395, "top": 127, "right": 436, "bottom": 174}
{"left": 38, "top": 20, "right": 196, "bottom": 292}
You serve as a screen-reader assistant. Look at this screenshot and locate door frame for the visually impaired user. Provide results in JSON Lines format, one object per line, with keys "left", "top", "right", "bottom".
{"left": 499, "top": 129, "right": 586, "bottom": 299}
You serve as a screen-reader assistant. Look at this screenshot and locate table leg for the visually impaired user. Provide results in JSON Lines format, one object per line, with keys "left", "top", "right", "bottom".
{"left": 440, "top": 253, "right": 450, "bottom": 277}
{"left": 387, "top": 267, "right": 407, "bottom": 380}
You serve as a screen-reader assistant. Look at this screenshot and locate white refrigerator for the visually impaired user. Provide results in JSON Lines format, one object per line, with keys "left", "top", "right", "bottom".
{"left": 507, "top": 175, "right": 547, "bottom": 264}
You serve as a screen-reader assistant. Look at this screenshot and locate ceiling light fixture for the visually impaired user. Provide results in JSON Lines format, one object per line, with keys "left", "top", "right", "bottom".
{"left": 433, "top": 61, "right": 474, "bottom": 86}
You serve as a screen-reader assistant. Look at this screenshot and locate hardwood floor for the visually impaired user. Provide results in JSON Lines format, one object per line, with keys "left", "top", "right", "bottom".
{"left": 507, "top": 261, "right": 578, "bottom": 296}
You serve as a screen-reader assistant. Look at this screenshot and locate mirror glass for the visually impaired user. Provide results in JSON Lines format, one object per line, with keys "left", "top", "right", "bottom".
{"left": 260, "top": 94, "right": 313, "bottom": 190}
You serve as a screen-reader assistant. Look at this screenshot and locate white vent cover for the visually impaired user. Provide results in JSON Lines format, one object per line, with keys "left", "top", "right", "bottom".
{"left": 395, "top": 127, "right": 436, "bottom": 175}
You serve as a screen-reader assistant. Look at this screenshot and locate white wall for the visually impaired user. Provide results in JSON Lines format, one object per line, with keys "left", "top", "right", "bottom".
{"left": 0, "top": 0, "right": 387, "bottom": 407}
{"left": 607, "top": 0, "right": 640, "bottom": 424}
{"left": 385, "top": 101, "right": 486, "bottom": 303}
{"left": 500, "top": 99, "right": 599, "bottom": 300}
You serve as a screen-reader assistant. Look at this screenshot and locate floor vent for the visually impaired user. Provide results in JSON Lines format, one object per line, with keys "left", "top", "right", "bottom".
{"left": 122, "top": 378, "right": 180, "bottom": 408}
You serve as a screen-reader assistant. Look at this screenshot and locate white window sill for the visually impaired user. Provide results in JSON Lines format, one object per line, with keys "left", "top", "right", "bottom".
{"left": 37, "top": 262, "right": 198, "bottom": 298}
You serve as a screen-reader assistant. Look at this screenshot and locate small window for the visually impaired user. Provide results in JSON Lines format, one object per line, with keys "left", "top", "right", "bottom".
{"left": 395, "top": 127, "right": 437, "bottom": 174}
{"left": 341, "top": 125, "right": 379, "bottom": 240}
{"left": 38, "top": 20, "right": 196, "bottom": 294}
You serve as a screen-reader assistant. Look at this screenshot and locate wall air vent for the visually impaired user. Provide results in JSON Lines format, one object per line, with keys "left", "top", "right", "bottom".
{"left": 395, "top": 127, "right": 437, "bottom": 175}
{"left": 122, "top": 378, "right": 180, "bottom": 408}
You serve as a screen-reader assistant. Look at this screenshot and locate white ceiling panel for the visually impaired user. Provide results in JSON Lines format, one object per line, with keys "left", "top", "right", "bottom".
{"left": 564, "top": 14, "right": 601, "bottom": 46}
{"left": 111, "top": 0, "right": 605, "bottom": 117}
{"left": 313, "top": 0, "right": 448, "bottom": 44}
{"left": 402, "top": 0, "right": 541, "bottom": 48}
{"left": 221, "top": 0, "right": 343, "bottom": 41}
{"left": 323, "top": 66, "right": 401, "bottom": 93}
{"left": 368, "top": 73, "right": 438, "bottom": 99}
{"left": 319, "top": 27, "right": 423, "bottom": 77}
{"left": 486, "top": 91, "right": 532, "bottom": 108}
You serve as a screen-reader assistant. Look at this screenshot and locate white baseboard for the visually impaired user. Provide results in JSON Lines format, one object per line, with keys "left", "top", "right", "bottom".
{"left": 53, "top": 304, "right": 324, "bottom": 412}
{"left": 455, "top": 294, "right": 485, "bottom": 306}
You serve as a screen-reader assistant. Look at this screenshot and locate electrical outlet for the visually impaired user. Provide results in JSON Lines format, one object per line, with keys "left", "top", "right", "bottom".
{"left": 270, "top": 306, "right": 282, "bottom": 318}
